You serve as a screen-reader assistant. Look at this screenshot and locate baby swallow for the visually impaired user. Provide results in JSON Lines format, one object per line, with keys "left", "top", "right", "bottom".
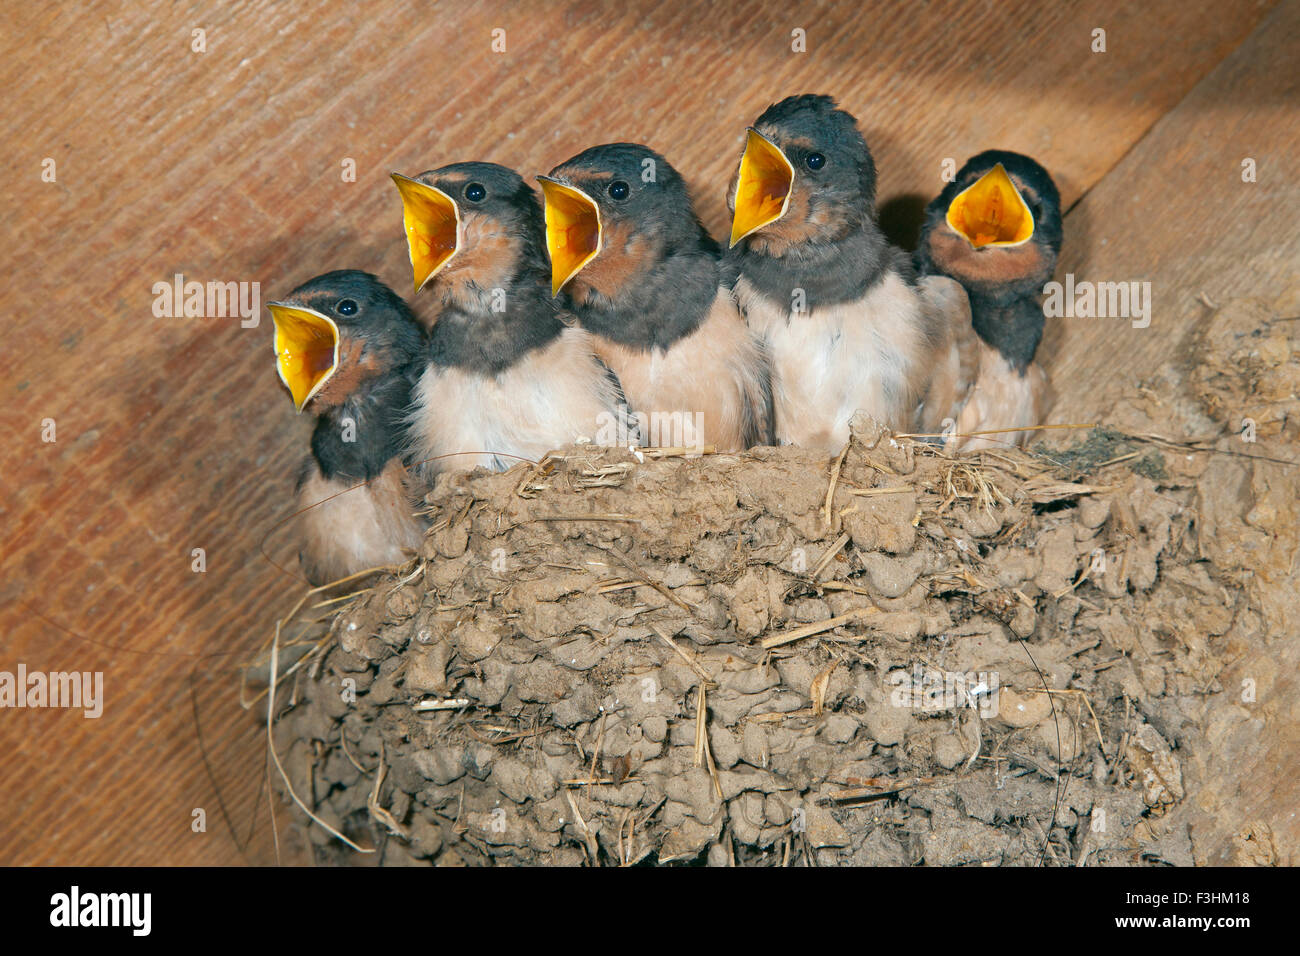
{"left": 725, "top": 93, "right": 971, "bottom": 453}
{"left": 392, "top": 162, "right": 628, "bottom": 477}
{"left": 915, "top": 150, "right": 1063, "bottom": 452}
{"left": 539, "top": 144, "right": 772, "bottom": 453}
{"left": 268, "top": 271, "right": 427, "bottom": 586}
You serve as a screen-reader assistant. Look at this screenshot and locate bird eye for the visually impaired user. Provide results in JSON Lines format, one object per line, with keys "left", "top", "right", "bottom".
{"left": 465, "top": 182, "right": 487, "bottom": 202}
{"left": 805, "top": 152, "right": 826, "bottom": 171}
{"left": 336, "top": 298, "right": 358, "bottom": 316}
{"left": 607, "top": 180, "right": 630, "bottom": 201}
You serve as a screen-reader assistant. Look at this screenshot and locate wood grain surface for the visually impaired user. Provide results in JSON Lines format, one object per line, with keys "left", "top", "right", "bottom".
{"left": 0, "top": 0, "right": 1290, "bottom": 865}
{"left": 1041, "top": 0, "right": 1300, "bottom": 420}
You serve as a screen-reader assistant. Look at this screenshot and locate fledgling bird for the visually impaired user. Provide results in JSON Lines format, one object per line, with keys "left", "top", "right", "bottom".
{"left": 725, "top": 93, "right": 972, "bottom": 453}
{"left": 538, "top": 144, "right": 772, "bottom": 452}
{"left": 915, "top": 150, "right": 1063, "bottom": 452}
{"left": 392, "top": 162, "right": 628, "bottom": 476}
{"left": 268, "top": 271, "right": 427, "bottom": 586}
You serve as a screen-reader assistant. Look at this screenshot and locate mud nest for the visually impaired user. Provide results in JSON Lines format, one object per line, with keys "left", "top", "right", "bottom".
{"left": 241, "top": 385, "right": 1272, "bottom": 868}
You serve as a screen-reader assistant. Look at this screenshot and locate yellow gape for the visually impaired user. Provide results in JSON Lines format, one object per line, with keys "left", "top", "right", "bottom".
{"left": 538, "top": 177, "right": 603, "bottom": 296}
{"left": 269, "top": 304, "right": 340, "bottom": 412}
{"left": 946, "top": 163, "right": 1035, "bottom": 249}
{"left": 729, "top": 127, "right": 794, "bottom": 247}
{"left": 391, "top": 173, "right": 461, "bottom": 293}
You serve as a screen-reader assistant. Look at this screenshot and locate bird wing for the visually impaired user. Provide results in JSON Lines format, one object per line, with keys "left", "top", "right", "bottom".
{"left": 295, "top": 457, "right": 425, "bottom": 586}
{"left": 948, "top": 348, "right": 1051, "bottom": 453}
{"left": 595, "top": 354, "right": 643, "bottom": 446}
{"left": 914, "top": 274, "right": 978, "bottom": 437}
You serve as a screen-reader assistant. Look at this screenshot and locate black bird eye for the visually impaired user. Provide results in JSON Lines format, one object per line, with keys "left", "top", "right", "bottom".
{"left": 607, "top": 180, "right": 630, "bottom": 201}
{"left": 336, "top": 298, "right": 358, "bottom": 316}
{"left": 805, "top": 152, "right": 826, "bottom": 171}
{"left": 465, "top": 182, "right": 487, "bottom": 203}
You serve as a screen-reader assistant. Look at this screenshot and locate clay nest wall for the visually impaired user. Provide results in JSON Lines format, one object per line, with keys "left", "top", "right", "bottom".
{"left": 248, "top": 394, "right": 1265, "bottom": 866}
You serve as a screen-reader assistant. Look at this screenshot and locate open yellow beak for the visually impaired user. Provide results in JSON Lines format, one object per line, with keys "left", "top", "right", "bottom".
{"left": 538, "top": 176, "right": 602, "bottom": 296}
{"left": 729, "top": 128, "right": 794, "bottom": 247}
{"left": 269, "top": 303, "right": 340, "bottom": 412}
{"left": 392, "top": 173, "right": 461, "bottom": 294}
{"left": 946, "top": 163, "right": 1034, "bottom": 249}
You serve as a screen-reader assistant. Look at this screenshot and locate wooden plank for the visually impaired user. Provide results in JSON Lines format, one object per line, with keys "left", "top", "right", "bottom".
{"left": 0, "top": 0, "right": 1278, "bottom": 864}
{"left": 1042, "top": 0, "right": 1300, "bottom": 421}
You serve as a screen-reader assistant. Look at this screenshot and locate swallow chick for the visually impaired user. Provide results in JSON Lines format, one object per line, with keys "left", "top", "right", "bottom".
{"left": 269, "top": 271, "right": 427, "bottom": 586}
{"left": 392, "top": 162, "right": 628, "bottom": 476}
{"left": 725, "top": 93, "right": 971, "bottom": 453}
{"left": 539, "top": 144, "right": 772, "bottom": 453}
{"left": 915, "top": 150, "right": 1063, "bottom": 452}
